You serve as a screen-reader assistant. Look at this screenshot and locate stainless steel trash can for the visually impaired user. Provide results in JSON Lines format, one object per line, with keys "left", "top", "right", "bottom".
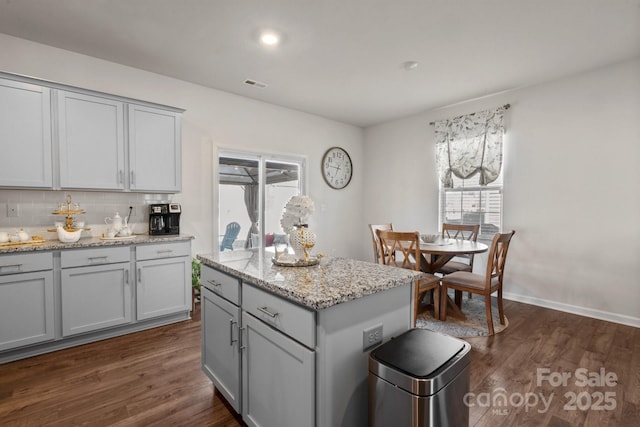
{"left": 368, "top": 328, "right": 471, "bottom": 427}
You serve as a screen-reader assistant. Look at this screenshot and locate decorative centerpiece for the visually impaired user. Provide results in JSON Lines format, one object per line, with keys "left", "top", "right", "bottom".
{"left": 49, "top": 195, "right": 90, "bottom": 243}
{"left": 279, "top": 195, "right": 317, "bottom": 263}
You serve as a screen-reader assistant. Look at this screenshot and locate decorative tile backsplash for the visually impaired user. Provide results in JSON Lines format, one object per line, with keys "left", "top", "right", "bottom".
{"left": 0, "top": 189, "right": 173, "bottom": 239}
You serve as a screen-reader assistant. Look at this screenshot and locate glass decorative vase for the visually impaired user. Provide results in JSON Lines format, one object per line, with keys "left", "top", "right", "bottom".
{"left": 289, "top": 224, "right": 316, "bottom": 261}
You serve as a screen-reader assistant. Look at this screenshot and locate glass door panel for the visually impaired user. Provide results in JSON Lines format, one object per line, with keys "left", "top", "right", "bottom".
{"left": 218, "top": 154, "right": 304, "bottom": 252}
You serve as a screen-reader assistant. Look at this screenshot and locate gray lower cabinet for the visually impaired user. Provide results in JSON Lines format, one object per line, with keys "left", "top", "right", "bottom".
{"left": 136, "top": 241, "right": 191, "bottom": 320}
{"left": 61, "top": 247, "right": 132, "bottom": 337}
{"left": 0, "top": 252, "right": 54, "bottom": 351}
{"left": 241, "top": 311, "right": 315, "bottom": 427}
{"left": 201, "top": 287, "right": 241, "bottom": 412}
{"left": 0, "top": 239, "right": 193, "bottom": 364}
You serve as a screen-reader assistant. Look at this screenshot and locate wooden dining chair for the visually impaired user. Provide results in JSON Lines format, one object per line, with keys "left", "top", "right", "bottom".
{"left": 376, "top": 229, "right": 440, "bottom": 325}
{"left": 440, "top": 230, "right": 515, "bottom": 335}
{"left": 437, "top": 223, "right": 480, "bottom": 275}
{"left": 368, "top": 223, "right": 393, "bottom": 264}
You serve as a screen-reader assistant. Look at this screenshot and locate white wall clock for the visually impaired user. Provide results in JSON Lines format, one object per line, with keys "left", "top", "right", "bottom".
{"left": 321, "top": 147, "right": 352, "bottom": 189}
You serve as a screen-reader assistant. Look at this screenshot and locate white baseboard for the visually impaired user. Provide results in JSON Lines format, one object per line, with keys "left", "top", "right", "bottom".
{"left": 502, "top": 291, "right": 640, "bottom": 328}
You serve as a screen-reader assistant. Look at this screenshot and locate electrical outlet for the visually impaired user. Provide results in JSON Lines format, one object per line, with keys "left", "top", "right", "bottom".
{"left": 363, "top": 324, "right": 383, "bottom": 351}
{"left": 7, "top": 203, "right": 19, "bottom": 217}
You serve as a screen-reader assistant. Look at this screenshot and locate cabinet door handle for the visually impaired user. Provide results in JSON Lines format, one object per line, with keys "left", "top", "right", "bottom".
{"left": 257, "top": 306, "right": 279, "bottom": 318}
{"left": 130, "top": 170, "right": 135, "bottom": 186}
{"left": 118, "top": 169, "right": 124, "bottom": 184}
{"left": 240, "top": 326, "right": 246, "bottom": 350}
{"left": 229, "top": 319, "right": 238, "bottom": 345}
{"left": 206, "top": 279, "right": 221, "bottom": 287}
{"left": 137, "top": 268, "right": 142, "bottom": 283}
{"left": 0, "top": 263, "right": 23, "bottom": 271}
{"left": 125, "top": 269, "right": 129, "bottom": 284}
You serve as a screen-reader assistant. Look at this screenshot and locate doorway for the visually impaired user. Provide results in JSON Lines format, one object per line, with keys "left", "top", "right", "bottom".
{"left": 217, "top": 152, "right": 305, "bottom": 251}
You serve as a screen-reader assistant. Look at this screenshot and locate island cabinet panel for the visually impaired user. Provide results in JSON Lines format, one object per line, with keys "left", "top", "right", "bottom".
{"left": 61, "top": 262, "right": 131, "bottom": 337}
{"left": 128, "top": 104, "right": 182, "bottom": 193}
{"left": 0, "top": 78, "right": 52, "bottom": 188}
{"left": 243, "top": 283, "right": 315, "bottom": 349}
{"left": 136, "top": 241, "right": 191, "bottom": 321}
{"left": 0, "top": 270, "right": 54, "bottom": 351}
{"left": 241, "top": 311, "right": 315, "bottom": 427}
{"left": 197, "top": 254, "right": 416, "bottom": 427}
{"left": 201, "top": 286, "right": 241, "bottom": 413}
{"left": 57, "top": 91, "right": 126, "bottom": 190}
{"left": 201, "top": 266, "right": 240, "bottom": 305}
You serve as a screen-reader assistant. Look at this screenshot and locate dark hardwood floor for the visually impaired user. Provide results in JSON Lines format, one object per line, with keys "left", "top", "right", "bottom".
{"left": 0, "top": 300, "right": 638, "bottom": 426}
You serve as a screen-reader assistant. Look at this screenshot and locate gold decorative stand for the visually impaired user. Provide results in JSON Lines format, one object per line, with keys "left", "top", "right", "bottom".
{"left": 48, "top": 195, "right": 90, "bottom": 233}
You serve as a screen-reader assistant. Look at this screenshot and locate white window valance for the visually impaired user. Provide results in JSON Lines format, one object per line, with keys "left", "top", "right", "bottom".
{"left": 434, "top": 106, "right": 506, "bottom": 188}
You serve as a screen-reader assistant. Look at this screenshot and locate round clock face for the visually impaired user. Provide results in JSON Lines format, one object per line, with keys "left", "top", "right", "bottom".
{"left": 322, "top": 147, "right": 352, "bottom": 189}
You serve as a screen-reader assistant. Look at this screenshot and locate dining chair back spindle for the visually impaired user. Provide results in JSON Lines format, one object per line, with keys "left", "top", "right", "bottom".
{"left": 440, "top": 230, "right": 515, "bottom": 335}
{"left": 376, "top": 229, "right": 440, "bottom": 325}
{"left": 368, "top": 223, "right": 393, "bottom": 264}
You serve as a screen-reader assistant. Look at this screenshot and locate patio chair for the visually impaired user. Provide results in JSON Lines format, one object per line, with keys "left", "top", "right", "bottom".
{"left": 220, "top": 222, "right": 241, "bottom": 251}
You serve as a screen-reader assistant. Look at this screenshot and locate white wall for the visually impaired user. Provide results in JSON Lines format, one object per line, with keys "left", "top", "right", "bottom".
{"left": 3, "top": 33, "right": 638, "bottom": 325}
{"left": 0, "top": 34, "right": 365, "bottom": 259}
{"left": 364, "top": 58, "right": 640, "bottom": 326}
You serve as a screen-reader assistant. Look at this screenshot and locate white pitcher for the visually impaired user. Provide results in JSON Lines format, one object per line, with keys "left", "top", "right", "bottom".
{"left": 105, "top": 212, "right": 123, "bottom": 232}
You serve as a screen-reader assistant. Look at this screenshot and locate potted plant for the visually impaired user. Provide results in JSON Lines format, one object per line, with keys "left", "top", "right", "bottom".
{"left": 192, "top": 258, "right": 202, "bottom": 305}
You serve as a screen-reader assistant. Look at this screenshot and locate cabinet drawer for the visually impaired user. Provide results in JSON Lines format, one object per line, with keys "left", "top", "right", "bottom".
{"left": 202, "top": 266, "right": 240, "bottom": 306}
{"left": 0, "top": 252, "right": 53, "bottom": 275}
{"left": 136, "top": 241, "right": 190, "bottom": 261}
{"left": 61, "top": 246, "right": 130, "bottom": 268}
{"left": 242, "top": 283, "right": 315, "bottom": 349}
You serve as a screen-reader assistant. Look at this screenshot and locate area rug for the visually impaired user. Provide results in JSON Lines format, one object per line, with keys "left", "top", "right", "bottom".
{"left": 415, "top": 291, "right": 508, "bottom": 337}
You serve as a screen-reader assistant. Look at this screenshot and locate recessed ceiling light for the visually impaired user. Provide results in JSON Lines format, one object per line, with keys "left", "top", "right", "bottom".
{"left": 260, "top": 31, "right": 280, "bottom": 46}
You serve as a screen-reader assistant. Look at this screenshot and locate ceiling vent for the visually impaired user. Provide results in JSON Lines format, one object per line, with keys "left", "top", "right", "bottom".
{"left": 244, "top": 79, "right": 268, "bottom": 88}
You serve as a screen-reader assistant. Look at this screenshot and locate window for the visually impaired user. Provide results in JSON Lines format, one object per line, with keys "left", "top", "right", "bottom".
{"left": 217, "top": 152, "right": 305, "bottom": 251}
{"left": 439, "top": 170, "right": 502, "bottom": 241}
{"left": 433, "top": 105, "right": 508, "bottom": 242}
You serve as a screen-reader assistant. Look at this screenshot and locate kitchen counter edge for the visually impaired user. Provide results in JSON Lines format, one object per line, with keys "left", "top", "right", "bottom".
{"left": 197, "top": 252, "right": 421, "bottom": 310}
{"left": 0, "top": 234, "right": 194, "bottom": 254}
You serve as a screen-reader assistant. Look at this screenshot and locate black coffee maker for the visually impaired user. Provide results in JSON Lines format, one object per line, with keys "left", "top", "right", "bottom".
{"left": 149, "top": 203, "right": 181, "bottom": 235}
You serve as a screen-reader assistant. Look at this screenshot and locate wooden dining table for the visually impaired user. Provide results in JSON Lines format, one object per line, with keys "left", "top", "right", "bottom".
{"left": 418, "top": 238, "right": 488, "bottom": 320}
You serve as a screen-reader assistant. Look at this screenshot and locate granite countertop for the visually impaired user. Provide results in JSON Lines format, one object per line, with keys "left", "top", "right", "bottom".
{"left": 197, "top": 250, "right": 423, "bottom": 310}
{"left": 0, "top": 234, "right": 194, "bottom": 254}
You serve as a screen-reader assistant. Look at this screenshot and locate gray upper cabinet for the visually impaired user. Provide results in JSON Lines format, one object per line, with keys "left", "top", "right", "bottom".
{"left": 128, "top": 104, "right": 182, "bottom": 192}
{"left": 0, "top": 72, "right": 183, "bottom": 193}
{"left": 57, "top": 91, "right": 126, "bottom": 190}
{"left": 0, "top": 78, "right": 52, "bottom": 188}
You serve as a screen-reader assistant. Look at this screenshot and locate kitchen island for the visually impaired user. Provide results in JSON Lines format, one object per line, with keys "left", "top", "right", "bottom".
{"left": 197, "top": 250, "right": 422, "bottom": 427}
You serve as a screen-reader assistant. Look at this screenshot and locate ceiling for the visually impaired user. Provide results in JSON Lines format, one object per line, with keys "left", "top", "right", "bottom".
{"left": 0, "top": 0, "right": 639, "bottom": 127}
